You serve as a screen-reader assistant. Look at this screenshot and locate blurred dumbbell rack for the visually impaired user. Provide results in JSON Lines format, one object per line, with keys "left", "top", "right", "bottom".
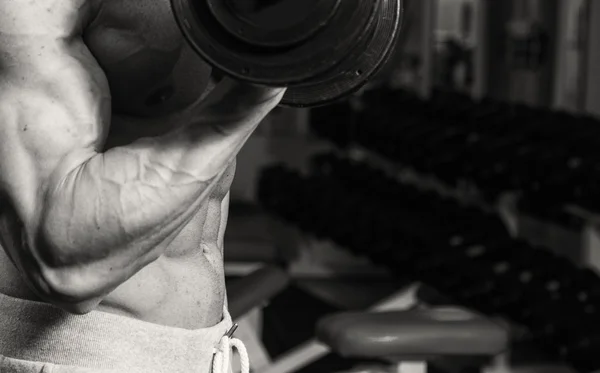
{"left": 308, "top": 88, "right": 600, "bottom": 266}
{"left": 257, "top": 153, "right": 600, "bottom": 373}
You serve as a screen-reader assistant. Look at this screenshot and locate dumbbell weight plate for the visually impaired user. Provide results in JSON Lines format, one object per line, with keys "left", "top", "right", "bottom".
{"left": 171, "top": 0, "right": 403, "bottom": 107}
{"left": 281, "top": 0, "right": 402, "bottom": 107}
{"left": 208, "top": 0, "right": 342, "bottom": 48}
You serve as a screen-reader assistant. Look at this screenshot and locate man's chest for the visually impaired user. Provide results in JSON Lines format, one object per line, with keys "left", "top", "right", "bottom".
{"left": 84, "top": 0, "right": 213, "bottom": 120}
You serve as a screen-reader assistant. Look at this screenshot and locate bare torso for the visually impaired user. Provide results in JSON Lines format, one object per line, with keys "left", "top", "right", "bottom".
{"left": 0, "top": 0, "right": 231, "bottom": 330}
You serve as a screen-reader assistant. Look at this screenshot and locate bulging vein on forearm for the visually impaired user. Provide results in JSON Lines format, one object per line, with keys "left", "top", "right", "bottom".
{"left": 42, "top": 146, "right": 217, "bottom": 268}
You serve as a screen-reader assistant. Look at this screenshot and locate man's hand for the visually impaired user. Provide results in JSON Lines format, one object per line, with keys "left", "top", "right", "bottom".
{"left": 196, "top": 77, "right": 286, "bottom": 136}
{"left": 141, "top": 77, "right": 286, "bottom": 184}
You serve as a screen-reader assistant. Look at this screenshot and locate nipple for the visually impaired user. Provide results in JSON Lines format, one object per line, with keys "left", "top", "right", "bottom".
{"left": 145, "top": 85, "right": 175, "bottom": 106}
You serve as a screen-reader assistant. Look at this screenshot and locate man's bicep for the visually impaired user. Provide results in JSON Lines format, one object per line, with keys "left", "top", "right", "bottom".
{"left": 0, "top": 0, "right": 89, "bottom": 41}
{"left": 0, "top": 24, "right": 112, "bottom": 305}
{"left": 0, "top": 38, "right": 111, "bottom": 226}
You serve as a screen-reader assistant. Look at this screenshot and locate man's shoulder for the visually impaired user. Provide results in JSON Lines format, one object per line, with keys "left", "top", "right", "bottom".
{"left": 0, "top": 0, "right": 99, "bottom": 37}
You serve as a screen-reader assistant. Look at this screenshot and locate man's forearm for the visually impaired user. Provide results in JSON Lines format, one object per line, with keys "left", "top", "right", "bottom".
{"left": 37, "top": 137, "right": 240, "bottom": 306}
{"left": 30, "top": 81, "right": 284, "bottom": 304}
{"left": 41, "top": 116, "right": 257, "bottom": 267}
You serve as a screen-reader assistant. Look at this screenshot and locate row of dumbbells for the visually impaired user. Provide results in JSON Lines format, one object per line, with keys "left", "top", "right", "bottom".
{"left": 362, "top": 88, "right": 600, "bottom": 161}
{"left": 309, "top": 89, "right": 600, "bottom": 218}
{"left": 258, "top": 153, "right": 600, "bottom": 372}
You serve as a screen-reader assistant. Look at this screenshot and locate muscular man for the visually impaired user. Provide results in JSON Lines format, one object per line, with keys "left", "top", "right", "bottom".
{"left": 0, "top": 1, "right": 285, "bottom": 372}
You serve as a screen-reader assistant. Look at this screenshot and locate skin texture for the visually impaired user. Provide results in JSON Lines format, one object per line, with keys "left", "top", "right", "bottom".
{"left": 0, "top": 0, "right": 285, "bottom": 329}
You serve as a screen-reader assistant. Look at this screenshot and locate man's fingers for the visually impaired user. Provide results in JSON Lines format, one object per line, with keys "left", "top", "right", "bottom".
{"left": 183, "top": 78, "right": 286, "bottom": 180}
{"left": 201, "top": 77, "right": 286, "bottom": 119}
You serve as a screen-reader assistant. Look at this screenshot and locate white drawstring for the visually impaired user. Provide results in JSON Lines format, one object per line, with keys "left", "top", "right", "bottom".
{"left": 212, "top": 324, "right": 250, "bottom": 373}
